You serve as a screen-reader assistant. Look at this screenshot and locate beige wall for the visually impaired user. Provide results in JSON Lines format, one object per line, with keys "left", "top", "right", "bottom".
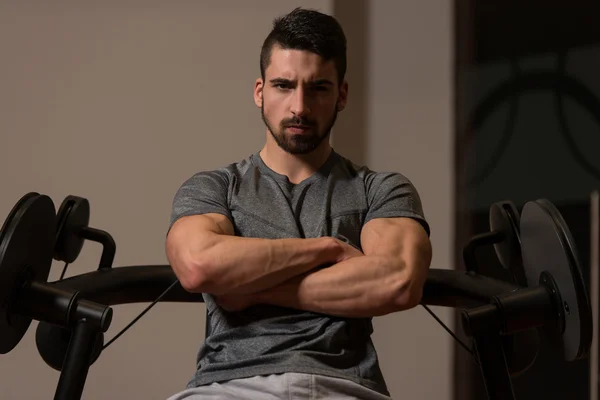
{"left": 364, "top": 2, "right": 454, "bottom": 399}
{"left": 332, "top": 1, "right": 454, "bottom": 399}
{"left": 0, "top": 1, "right": 453, "bottom": 399}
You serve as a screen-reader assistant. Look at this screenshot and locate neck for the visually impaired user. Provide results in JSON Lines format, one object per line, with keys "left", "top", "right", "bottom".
{"left": 260, "top": 133, "right": 333, "bottom": 184}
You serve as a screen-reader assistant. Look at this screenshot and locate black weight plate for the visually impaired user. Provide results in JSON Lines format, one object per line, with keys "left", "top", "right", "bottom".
{"left": 54, "top": 195, "right": 90, "bottom": 264}
{"left": 520, "top": 199, "right": 592, "bottom": 362}
{"left": 489, "top": 201, "right": 523, "bottom": 283}
{"left": 35, "top": 322, "right": 104, "bottom": 371}
{"left": 0, "top": 193, "right": 56, "bottom": 354}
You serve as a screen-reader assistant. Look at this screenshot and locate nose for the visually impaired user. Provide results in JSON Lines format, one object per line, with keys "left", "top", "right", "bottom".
{"left": 290, "top": 88, "right": 310, "bottom": 116}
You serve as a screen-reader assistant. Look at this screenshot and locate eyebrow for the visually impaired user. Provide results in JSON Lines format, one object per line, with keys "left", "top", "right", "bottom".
{"left": 310, "top": 79, "right": 334, "bottom": 86}
{"left": 269, "top": 78, "right": 334, "bottom": 86}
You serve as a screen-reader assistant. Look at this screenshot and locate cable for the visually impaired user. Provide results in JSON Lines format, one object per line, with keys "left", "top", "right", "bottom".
{"left": 421, "top": 304, "right": 480, "bottom": 366}
{"left": 94, "top": 275, "right": 482, "bottom": 370}
{"left": 102, "top": 278, "right": 181, "bottom": 350}
{"left": 97, "top": 275, "right": 480, "bottom": 366}
{"left": 101, "top": 283, "right": 481, "bottom": 368}
{"left": 98, "top": 277, "right": 481, "bottom": 367}
{"left": 59, "top": 262, "right": 69, "bottom": 281}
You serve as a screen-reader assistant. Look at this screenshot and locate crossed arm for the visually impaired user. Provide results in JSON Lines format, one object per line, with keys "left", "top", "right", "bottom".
{"left": 166, "top": 213, "right": 432, "bottom": 318}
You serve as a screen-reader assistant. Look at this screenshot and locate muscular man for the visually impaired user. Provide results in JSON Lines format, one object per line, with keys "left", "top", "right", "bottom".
{"left": 165, "top": 7, "right": 432, "bottom": 400}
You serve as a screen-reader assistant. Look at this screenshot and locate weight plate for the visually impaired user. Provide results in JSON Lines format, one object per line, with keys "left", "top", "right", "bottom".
{"left": 0, "top": 193, "right": 56, "bottom": 354}
{"left": 54, "top": 195, "right": 90, "bottom": 264}
{"left": 35, "top": 322, "right": 104, "bottom": 371}
{"left": 489, "top": 201, "right": 524, "bottom": 286}
{"left": 520, "top": 199, "right": 592, "bottom": 362}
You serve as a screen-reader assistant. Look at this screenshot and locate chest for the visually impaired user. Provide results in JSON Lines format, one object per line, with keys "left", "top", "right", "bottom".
{"left": 228, "top": 173, "right": 368, "bottom": 248}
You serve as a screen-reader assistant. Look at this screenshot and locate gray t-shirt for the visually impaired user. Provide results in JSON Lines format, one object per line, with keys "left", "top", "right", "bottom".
{"left": 169, "top": 150, "right": 430, "bottom": 396}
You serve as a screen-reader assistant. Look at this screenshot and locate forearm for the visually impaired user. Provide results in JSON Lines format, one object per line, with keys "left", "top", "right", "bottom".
{"left": 252, "top": 254, "right": 422, "bottom": 318}
{"left": 184, "top": 235, "right": 340, "bottom": 295}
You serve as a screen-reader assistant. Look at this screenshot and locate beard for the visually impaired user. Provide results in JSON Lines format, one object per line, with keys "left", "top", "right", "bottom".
{"left": 261, "top": 102, "right": 338, "bottom": 155}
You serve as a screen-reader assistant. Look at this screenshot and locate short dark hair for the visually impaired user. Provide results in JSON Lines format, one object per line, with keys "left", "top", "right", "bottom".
{"left": 260, "top": 7, "right": 347, "bottom": 85}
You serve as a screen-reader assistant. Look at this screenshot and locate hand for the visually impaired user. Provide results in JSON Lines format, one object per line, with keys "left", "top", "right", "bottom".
{"left": 333, "top": 236, "right": 364, "bottom": 263}
{"left": 215, "top": 293, "right": 258, "bottom": 312}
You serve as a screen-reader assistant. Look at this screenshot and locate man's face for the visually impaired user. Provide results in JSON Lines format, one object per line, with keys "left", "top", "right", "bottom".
{"left": 254, "top": 46, "right": 348, "bottom": 154}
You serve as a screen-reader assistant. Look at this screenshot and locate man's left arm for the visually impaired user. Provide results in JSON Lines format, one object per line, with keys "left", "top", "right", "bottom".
{"left": 216, "top": 216, "right": 432, "bottom": 318}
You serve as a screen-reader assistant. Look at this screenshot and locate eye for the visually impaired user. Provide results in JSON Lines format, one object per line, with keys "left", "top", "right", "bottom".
{"left": 308, "top": 85, "right": 329, "bottom": 93}
{"left": 273, "top": 83, "right": 291, "bottom": 90}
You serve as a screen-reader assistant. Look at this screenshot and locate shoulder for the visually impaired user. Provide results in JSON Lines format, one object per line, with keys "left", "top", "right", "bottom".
{"left": 333, "top": 153, "right": 416, "bottom": 190}
{"left": 171, "top": 153, "right": 259, "bottom": 212}
{"left": 169, "top": 154, "right": 260, "bottom": 229}
{"left": 333, "top": 153, "right": 429, "bottom": 235}
{"left": 176, "top": 153, "right": 258, "bottom": 192}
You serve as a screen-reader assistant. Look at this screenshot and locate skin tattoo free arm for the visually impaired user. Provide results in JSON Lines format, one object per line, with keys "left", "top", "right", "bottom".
{"left": 166, "top": 213, "right": 360, "bottom": 296}
{"left": 216, "top": 217, "right": 433, "bottom": 318}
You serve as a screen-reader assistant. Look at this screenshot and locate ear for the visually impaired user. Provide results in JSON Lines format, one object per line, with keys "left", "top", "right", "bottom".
{"left": 253, "top": 78, "right": 264, "bottom": 108}
{"left": 336, "top": 80, "right": 349, "bottom": 112}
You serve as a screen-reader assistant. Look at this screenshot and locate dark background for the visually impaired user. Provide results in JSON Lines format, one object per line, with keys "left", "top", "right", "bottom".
{"left": 454, "top": 2, "right": 600, "bottom": 399}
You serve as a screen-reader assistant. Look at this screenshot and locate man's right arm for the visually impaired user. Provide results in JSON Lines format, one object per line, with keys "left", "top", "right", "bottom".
{"left": 166, "top": 213, "right": 345, "bottom": 295}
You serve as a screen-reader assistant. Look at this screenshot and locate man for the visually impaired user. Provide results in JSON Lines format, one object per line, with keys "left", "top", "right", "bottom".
{"left": 165, "top": 7, "right": 432, "bottom": 400}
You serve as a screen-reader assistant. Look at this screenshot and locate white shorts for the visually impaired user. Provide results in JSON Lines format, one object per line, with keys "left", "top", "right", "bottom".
{"left": 166, "top": 372, "right": 393, "bottom": 400}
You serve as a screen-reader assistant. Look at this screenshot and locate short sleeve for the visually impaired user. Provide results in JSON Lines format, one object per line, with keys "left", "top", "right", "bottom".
{"left": 364, "top": 172, "right": 430, "bottom": 236}
{"left": 169, "top": 170, "right": 232, "bottom": 231}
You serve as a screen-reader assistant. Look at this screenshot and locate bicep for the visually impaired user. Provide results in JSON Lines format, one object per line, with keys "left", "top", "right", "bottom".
{"left": 360, "top": 217, "right": 432, "bottom": 271}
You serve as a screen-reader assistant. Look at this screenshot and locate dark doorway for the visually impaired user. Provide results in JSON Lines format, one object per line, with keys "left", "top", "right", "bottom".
{"left": 454, "top": 2, "right": 600, "bottom": 399}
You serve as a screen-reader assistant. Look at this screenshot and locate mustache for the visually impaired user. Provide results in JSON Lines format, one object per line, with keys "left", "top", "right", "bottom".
{"left": 281, "top": 117, "right": 316, "bottom": 127}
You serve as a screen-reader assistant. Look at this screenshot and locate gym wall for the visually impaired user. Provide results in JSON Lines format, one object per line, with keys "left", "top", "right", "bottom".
{"left": 333, "top": 1, "right": 454, "bottom": 399}
{"left": 0, "top": 2, "right": 454, "bottom": 399}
